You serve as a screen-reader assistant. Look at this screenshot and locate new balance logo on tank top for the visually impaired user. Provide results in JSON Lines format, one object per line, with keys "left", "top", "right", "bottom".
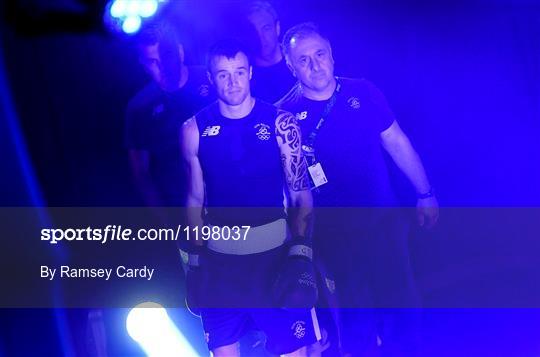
{"left": 196, "top": 100, "right": 286, "bottom": 226}
{"left": 277, "top": 77, "right": 398, "bottom": 206}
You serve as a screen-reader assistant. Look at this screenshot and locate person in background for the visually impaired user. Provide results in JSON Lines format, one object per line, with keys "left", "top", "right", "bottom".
{"left": 245, "top": 1, "right": 297, "bottom": 104}
{"left": 125, "top": 21, "right": 213, "bottom": 207}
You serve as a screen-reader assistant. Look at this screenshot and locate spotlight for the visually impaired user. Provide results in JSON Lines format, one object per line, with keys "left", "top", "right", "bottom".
{"left": 122, "top": 16, "right": 141, "bottom": 34}
{"left": 109, "top": 0, "right": 127, "bottom": 18}
{"left": 139, "top": 0, "right": 159, "bottom": 18}
{"left": 105, "top": 0, "right": 165, "bottom": 35}
{"left": 126, "top": 302, "right": 198, "bottom": 357}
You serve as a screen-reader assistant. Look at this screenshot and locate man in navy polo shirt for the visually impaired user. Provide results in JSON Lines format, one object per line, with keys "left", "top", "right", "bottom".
{"left": 278, "top": 22, "right": 439, "bottom": 356}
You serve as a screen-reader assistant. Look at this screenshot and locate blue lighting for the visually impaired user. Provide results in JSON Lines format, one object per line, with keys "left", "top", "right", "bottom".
{"left": 139, "top": 0, "right": 159, "bottom": 18}
{"left": 109, "top": 0, "right": 127, "bottom": 18}
{"left": 126, "top": 302, "right": 199, "bottom": 357}
{"left": 122, "top": 15, "right": 142, "bottom": 34}
{"left": 106, "top": 0, "right": 162, "bottom": 35}
{"left": 124, "top": 1, "right": 141, "bottom": 17}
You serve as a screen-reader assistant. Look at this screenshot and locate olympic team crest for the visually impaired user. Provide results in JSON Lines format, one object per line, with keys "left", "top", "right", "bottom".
{"left": 291, "top": 320, "right": 307, "bottom": 339}
{"left": 254, "top": 123, "right": 271, "bottom": 140}
{"left": 347, "top": 96, "right": 361, "bottom": 109}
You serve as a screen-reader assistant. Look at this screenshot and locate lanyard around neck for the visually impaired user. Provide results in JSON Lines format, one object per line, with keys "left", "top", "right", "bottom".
{"left": 302, "top": 78, "right": 341, "bottom": 162}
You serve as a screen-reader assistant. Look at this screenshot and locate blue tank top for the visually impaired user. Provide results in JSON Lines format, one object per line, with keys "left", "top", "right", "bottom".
{"left": 196, "top": 99, "right": 286, "bottom": 226}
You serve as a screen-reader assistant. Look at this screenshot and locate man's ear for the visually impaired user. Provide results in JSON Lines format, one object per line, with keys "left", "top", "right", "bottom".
{"left": 276, "top": 20, "right": 281, "bottom": 37}
{"left": 178, "top": 43, "right": 185, "bottom": 63}
{"left": 206, "top": 71, "right": 214, "bottom": 85}
{"left": 249, "top": 65, "right": 253, "bottom": 80}
{"left": 285, "top": 60, "right": 297, "bottom": 78}
{"left": 326, "top": 41, "right": 335, "bottom": 65}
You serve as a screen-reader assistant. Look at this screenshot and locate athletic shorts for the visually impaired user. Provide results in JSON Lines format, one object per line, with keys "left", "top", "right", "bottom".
{"left": 199, "top": 245, "right": 321, "bottom": 354}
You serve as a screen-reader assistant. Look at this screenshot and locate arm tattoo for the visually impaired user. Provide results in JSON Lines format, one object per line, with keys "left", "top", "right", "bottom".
{"left": 276, "top": 110, "right": 310, "bottom": 191}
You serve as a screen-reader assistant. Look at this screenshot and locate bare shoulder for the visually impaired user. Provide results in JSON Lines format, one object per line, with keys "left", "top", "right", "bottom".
{"left": 181, "top": 116, "right": 199, "bottom": 155}
{"left": 183, "top": 116, "right": 198, "bottom": 130}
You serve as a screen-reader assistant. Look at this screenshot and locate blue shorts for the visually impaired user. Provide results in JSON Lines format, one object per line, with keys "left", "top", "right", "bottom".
{"left": 199, "top": 246, "right": 321, "bottom": 354}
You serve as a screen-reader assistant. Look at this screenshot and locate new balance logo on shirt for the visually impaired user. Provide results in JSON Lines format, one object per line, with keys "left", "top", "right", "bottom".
{"left": 202, "top": 125, "right": 221, "bottom": 137}
{"left": 296, "top": 111, "right": 308, "bottom": 121}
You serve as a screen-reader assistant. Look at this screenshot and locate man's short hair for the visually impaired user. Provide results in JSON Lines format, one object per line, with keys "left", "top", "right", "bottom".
{"left": 245, "top": 1, "right": 278, "bottom": 22}
{"left": 206, "top": 39, "right": 251, "bottom": 72}
{"left": 282, "top": 22, "right": 330, "bottom": 60}
{"left": 135, "top": 21, "right": 181, "bottom": 48}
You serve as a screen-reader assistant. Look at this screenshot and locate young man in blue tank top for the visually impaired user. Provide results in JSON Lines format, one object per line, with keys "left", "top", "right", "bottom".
{"left": 180, "top": 39, "right": 322, "bottom": 356}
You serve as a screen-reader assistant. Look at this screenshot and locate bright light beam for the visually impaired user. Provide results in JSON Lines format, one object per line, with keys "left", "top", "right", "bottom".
{"left": 126, "top": 302, "right": 199, "bottom": 357}
{"left": 107, "top": 0, "right": 165, "bottom": 34}
{"left": 139, "top": 0, "right": 159, "bottom": 18}
{"left": 109, "top": 0, "right": 127, "bottom": 18}
{"left": 122, "top": 15, "right": 142, "bottom": 34}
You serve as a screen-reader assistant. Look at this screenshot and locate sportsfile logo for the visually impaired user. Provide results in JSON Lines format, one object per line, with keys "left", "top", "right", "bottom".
{"left": 202, "top": 125, "right": 221, "bottom": 137}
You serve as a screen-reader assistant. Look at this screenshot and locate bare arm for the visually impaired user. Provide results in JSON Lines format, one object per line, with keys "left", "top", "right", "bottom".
{"left": 128, "top": 149, "right": 163, "bottom": 207}
{"left": 275, "top": 110, "right": 314, "bottom": 237}
{"left": 381, "top": 120, "right": 439, "bottom": 227}
{"left": 180, "top": 117, "right": 205, "bottom": 244}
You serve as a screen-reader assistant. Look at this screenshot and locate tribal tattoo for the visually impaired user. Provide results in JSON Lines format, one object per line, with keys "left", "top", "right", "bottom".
{"left": 275, "top": 109, "right": 310, "bottom": 191}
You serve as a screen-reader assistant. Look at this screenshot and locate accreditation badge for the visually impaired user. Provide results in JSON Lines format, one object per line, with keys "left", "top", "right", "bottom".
{"left": 308, "top": 162, "right": 328, "bottom": 188}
